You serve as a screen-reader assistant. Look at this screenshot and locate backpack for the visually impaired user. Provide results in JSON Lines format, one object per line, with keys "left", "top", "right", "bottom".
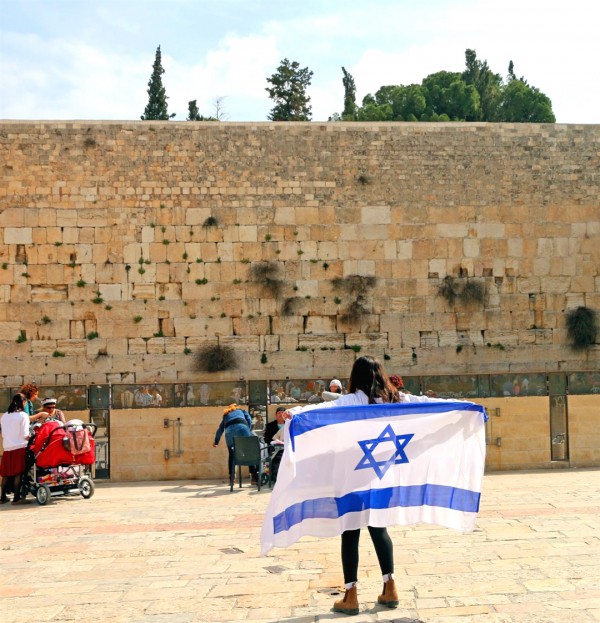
{"left": 62, "top": 421, "right": 91, "bottom": 455}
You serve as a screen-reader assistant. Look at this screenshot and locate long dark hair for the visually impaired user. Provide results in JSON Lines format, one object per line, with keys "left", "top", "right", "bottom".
{"left": 8, "top": 393, "right": 26, "bottom": 413}
{"left": 348, "top": 355, "right": 399, "bottom": 404}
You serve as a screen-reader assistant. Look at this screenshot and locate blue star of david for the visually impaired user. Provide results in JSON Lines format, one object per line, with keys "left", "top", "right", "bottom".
{"left": 355, "top": 425, "right": 414, "bottom": 479}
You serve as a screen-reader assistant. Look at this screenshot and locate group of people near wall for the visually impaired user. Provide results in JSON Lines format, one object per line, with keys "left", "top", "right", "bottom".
{"left": 0, "top": 383, "right": 65, "bottom": 505}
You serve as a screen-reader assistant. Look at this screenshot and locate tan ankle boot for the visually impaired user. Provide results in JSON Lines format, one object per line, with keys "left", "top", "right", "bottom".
{"left": 333, "top": 585, "right": 359, "bottom": 615}
{"left": 377, "top": 577, "right": 399, "bottom": 608}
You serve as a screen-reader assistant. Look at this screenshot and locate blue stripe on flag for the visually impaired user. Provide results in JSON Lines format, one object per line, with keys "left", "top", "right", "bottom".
{"left": 272, "top": 483, "right": 481, "bottom": 534}
{"left": 289, "top": 402, "right": 487, "bottom": 451}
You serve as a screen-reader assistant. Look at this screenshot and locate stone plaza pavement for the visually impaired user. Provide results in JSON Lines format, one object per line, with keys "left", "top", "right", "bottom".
{"left": 1, "top": 468, "right": 599, "bottom": 623}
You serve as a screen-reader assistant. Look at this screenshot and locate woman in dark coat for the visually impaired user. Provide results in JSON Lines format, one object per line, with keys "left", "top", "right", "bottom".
{"left": 212, "top": 404, "right": 258, "bottom": 485}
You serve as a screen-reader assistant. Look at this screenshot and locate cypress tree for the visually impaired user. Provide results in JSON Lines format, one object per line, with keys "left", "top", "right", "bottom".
{"left": 141, "top": 46, "right": 174, "bottom": 120}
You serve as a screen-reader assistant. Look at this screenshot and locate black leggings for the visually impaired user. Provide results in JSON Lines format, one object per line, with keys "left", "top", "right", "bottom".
{"left": 341, "top": 527, "right": 394, "bottom": 584}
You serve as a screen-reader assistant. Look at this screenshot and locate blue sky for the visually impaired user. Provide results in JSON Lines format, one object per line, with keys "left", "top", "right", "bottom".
{"left": 1, "top": 0, "right": 598, "bottom": 123}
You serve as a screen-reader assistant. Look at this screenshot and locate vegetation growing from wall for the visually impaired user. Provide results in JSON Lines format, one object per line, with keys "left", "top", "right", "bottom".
{"left": 566, "top": 306, "right": 598, "bottom": 350}
{"left": 250, "top": 261, "right": 284, "bottom": 298}
{"left": 332, "top": 275, "right": 376, "bottom": 322}
{"left": 194, "top": 344, "right": 237, "bottom": 372}
{"left": 438, "top": 276, "right": 485, "bottom": 306}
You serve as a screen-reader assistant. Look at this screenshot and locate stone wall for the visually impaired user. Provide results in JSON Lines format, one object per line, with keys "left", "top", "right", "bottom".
{"left": 0, "top": 121, "right": 598, "bottom": 387}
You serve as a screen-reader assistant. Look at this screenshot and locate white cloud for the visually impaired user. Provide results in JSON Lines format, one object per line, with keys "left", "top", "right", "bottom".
{"left": 1, "top": 0, "right": 598, "bottom": 123}
{"left": 0, "top": 32, "right": 149, "bottom": 119}
{"left": 166, "top": 33, "right": 279, "bottom": 120}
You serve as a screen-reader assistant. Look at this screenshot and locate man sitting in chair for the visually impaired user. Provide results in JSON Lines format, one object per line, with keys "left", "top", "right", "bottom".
{"left": 263, "top": 406, "right": 286, "bottom": 483}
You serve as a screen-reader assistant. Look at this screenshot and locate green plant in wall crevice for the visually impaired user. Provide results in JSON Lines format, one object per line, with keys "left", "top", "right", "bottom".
{"left": 202, "top": 216, "right": 219, "bottom": 228}
{"left": 194, "top": 344, "right": 237, "bottom": 372}
{"left": 250, "top": 261, "right": 284, "bottom": 298}
{"left": 566, "top": 306, "right": 598, "bottom": 350}
{"left": 332, "top": 274, "right": 376, "bottom": 323}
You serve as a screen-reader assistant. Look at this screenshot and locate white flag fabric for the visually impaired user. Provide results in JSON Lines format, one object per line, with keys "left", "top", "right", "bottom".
{"left": 261, "top": 401, "right": 487, "bottom": 556}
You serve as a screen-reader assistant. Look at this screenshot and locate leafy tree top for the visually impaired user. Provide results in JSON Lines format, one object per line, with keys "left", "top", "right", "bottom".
{"left": 342, "top": 49, "right": 555, "bottom": 124}
{"left": 266, "top": 58, "right": 313, "bottom": 121}
{"left": 141, "top": 46, "right": 174, "bottom": 121}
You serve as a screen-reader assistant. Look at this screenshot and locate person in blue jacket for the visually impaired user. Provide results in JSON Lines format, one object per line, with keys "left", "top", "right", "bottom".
{"left": 212, "top": 404, "right": 258, "bottom": 486}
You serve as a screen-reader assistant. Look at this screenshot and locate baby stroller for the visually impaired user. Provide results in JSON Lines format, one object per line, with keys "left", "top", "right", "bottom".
{"left": 23, "top": 419, "right": 97, "bottom": 505}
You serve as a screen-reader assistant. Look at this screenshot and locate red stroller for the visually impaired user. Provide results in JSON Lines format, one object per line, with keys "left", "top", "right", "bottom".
{"left": 24, "top": 419, "right": 97, "bottom": 505}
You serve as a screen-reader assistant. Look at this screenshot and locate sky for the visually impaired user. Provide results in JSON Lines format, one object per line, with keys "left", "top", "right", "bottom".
{"left": 1, "top": 0, "right": 599, "bottom": 124}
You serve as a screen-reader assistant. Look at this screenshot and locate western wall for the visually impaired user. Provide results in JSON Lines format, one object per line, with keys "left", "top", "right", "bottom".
{"left": 0, "top": 121, "right": 598, "bottom": 386}
{"left": 1, "top": 121, "right": 599, "bottom": 479}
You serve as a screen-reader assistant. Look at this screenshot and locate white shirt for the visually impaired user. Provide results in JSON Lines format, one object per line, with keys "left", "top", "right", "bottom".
{"left": 0, "top": 410, "right": 30, "bottom": 451}
{"left": 287, "top": 389, "right": 452, "bottom": 417}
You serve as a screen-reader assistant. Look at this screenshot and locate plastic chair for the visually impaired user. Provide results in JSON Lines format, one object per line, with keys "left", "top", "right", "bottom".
{"left": 231, "top": 436, "right": 272, "bottom": 492}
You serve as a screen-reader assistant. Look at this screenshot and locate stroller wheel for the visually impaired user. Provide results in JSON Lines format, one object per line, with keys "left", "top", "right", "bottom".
{"left": 78, "top": 476, "right": 95, "bottom": 499}
{"left": 36, "top": 484, "right": 52, "bottom": 506}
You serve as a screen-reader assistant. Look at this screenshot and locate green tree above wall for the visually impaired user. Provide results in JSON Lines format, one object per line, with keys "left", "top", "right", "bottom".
{"left": 334, "top": 49, "right": 555, "bottom": 123}
{"left": 141, "top": 46, "right": 175, "bottom": 121}
{"left": 186, "top": 99, "right": 217, "bottom": 121}
{"left": 266, "top": 58, "right": 313, "bottom": 121}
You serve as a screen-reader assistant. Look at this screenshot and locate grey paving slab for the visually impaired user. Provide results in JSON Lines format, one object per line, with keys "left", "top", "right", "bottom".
{"left": 0, "top": 469, "right": 599, "bottom": 623}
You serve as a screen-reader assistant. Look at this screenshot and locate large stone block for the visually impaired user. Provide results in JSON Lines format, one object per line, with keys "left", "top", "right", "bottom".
{"left": 4, "top": 227, "right": 32, "bottom": 244}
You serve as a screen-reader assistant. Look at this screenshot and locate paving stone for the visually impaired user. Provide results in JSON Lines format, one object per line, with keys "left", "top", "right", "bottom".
{"left": 0, "top": 468, "right": 598, "bottom": 622}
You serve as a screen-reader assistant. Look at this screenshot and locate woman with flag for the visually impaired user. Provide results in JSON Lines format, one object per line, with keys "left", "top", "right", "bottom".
{"left": 282, "top": 356, "right": 417, "bottom": 615}
{"left": 266, "top": 356, "right": 486, "bottom": 616}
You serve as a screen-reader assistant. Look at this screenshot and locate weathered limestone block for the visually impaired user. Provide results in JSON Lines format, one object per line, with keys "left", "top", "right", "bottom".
{"left": 257, "top": 297, "right": 278, "bottom": 316}
{"left": 0, "top": 321, "right": 21, "bottom": 340}
{"left": 274, "top": 333, "right": 296, "bottom": 353}
{"left": 219, "top": 335, "right": 260, "bottom": 351}
{"left": 312, "top": 347, "right": 356, "bottom": 370}
{"left": 34, "top": 319, "right": 70, "bottom": 341}
{"left": 262, "top": 335, "right": 280, "bottom": 352}
{"left": 4, "top": 227, "right": 32, "bottom": 244}
{"left": 165, "top": 242, "right": 186, "bottom": 263}
{"left": 203, "top": 262, "right": 223, "bottom": 282}
{"left": 271, "top": 316, "right": 303, "bottom": 334}
{"left": 218, "top": 261, "right": 237, "bottom": 282}
{"left": 483, "top": 330, "right": 519, "bottom": 347}
{"left": 69, "top": 320, "right": 85, "bottom": 339}
{"left": 232, "top": 316, "right": 269, "bottom": 336}
{"left": 298, "top": 333, "right": 345, "bottom": 350}
{"left": 0, "top": 265, "right": 15, "bottom": 286}
{"left": 516, "top": 277, "right": 541, "bottom": 293}
{"left": 570, "top": 275, "right": 596, "bottom": 293}
{"left": 173, "top": 317, "right": 207, "bottom": 338}
{"left": 238, "top": 225, "right": 257, "bottom": 242}
{"left": 10, "top": 285, "right": 31, "bottom": 303}
{"left": 128, "top": 338, "right": 148, "bottom": 355}
{"left": 55, "top": 339, "right": 87, "bottom": 356}
{"left": 156, "top": 283, "right": 181, "bottom": 300}
{"left": 147, "top": 244, "right": 166, "bottom": 264}
{"left": 146, "top": 338, "right": 166, "bottom": 354}
{"left": 123, "top": 242, "right": 147, "bottom": 264}
{"left": 98, "top": 284, "right": 123, "bottom": 301}
{"left": 345, "top": 333, "right": 388, "bottom": 350}
{"left": 131, "top": 283, "right": 156, "bottom": 300}
{"left": 0, "top": 208, "right": 25, "bottom": 227}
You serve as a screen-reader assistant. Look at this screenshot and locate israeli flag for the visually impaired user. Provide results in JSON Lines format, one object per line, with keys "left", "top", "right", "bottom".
{"left": 261, "top": 401, "right": 487, "bottom": 556}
